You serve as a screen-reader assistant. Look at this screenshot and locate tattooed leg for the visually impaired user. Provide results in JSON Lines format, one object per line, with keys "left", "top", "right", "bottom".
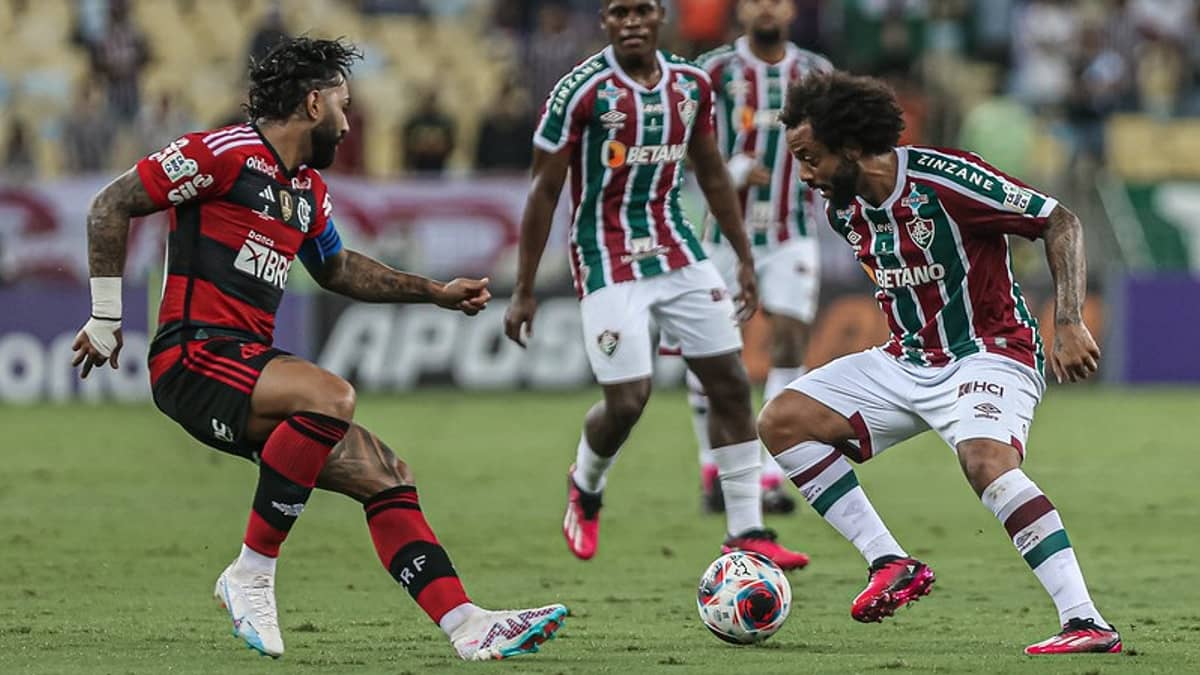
{"left": 317, "top": 423, "right": 415, "bottom": 502}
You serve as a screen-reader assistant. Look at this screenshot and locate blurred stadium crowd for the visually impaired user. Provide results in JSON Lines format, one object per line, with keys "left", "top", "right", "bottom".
{"left": 0, "top": 0, "right": 1197, "bottom": 185}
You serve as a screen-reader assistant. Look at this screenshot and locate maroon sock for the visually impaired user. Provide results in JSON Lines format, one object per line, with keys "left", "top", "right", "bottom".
{"left": 364, "top": 486, "right": 471, "bottom": 624}
{"left": 243, "top": 412, "right": 348, "bottom": 557}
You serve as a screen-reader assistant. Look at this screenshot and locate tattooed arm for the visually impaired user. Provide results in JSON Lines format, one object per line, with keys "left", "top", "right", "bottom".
{"left": 1043, "top": 204, "right": 1100, "bottom": 384}
{"left": 87, "top": 168, "right": 162, "bottom": 277}
{"left": 72, "top": 168, "right": 164, "bottom": 378}
{"left": 310, "top": 249, "right": 491, "bottom": 315}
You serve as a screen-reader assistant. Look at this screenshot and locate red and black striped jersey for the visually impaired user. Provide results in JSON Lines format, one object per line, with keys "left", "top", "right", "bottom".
{"left": 136, "top": 124, "right": 341, "bottom": 346}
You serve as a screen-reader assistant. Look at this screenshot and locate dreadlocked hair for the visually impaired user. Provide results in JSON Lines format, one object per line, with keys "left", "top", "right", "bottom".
{"left": 779, "top": 71, "right": 905, "bottom": 156}
{"left": 245, "top": 36, "right": 363, "bottom": 121}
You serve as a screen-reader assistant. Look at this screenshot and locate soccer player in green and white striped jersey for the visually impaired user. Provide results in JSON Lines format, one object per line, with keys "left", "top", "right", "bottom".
{"left": 756, "top": 71, "right": 1121, "bottom": 655}
{"left": 669, "top": 0, "right": 833, "bottom": 516}
{"left": 503, "top": 0, "right": 809, "bottom": 571}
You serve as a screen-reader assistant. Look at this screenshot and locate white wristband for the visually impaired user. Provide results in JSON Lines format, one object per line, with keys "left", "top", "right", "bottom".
{"left": 90, "top": 277, "right": 122, "bottom": 320}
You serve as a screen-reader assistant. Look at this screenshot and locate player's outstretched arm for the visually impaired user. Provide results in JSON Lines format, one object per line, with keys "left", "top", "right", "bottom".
{"left": 72, "top": 168, "right": 163, "bottom": 378}
{"left": 1043, "top": 204, "right": 1100, "bottom": 384}
{"left": 310, "top": 249, "right": 491, "bottom": 315}
{"left": 503, "top": 147, "right": 569, "bottom": 348}
{"left": 688, "top": 132, "right": 758, "bottom": 320}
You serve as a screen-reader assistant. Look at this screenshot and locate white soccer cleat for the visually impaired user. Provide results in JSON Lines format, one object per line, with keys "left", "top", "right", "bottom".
{"left": 450, "top": 604, "right": 569, "bottom": 661}
{"left": 213, "top": 563, "right": 284, "bottom": 658}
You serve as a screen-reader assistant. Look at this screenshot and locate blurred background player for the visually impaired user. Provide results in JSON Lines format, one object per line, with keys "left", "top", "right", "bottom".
{"left": 70, "top": 37, "right": 567, "bottom": 663}
{"left": 757, "top": 71, "right": 1120, "bottom": 655}
{"left": 667, "top": 0, "right": 832, "bottom": 516}
{"left": 503, "top": 0, "right": 808, "bottom": 571}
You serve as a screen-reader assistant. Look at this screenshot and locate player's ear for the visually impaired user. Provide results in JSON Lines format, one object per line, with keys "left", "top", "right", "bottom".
{"left": 305, "top": 90, "right": 322, "bottom": 121}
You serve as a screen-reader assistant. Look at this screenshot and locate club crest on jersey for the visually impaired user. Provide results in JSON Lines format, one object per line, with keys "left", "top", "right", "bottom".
{"left": 296, "top": 196, "right": 312, "bottom": 232}
{"left": 600, "top": 109, "right": 627, "bottom": 130}
{"left": 597, "top": 330, "right": 620, "bottom": 357}
{"left": 906, "top": 216, "right": 935, "bottom": 249}
{"left": 677, "top": 98, "right": 697, "bottom": 126}
{"left": 279, "top": 189, "right": 295, "bottom": 224}
{"left": 597, "top": 82, "right": 628, "bottom": 106}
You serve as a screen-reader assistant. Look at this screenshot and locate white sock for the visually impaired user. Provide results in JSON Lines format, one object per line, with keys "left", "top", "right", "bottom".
{"left": 572, "top": 433, "right": 617, "bottom": 494}
{"left": 713, "top": 440, "right": 763, "bottom": 536}
{"left": 775, "top": 441, "right": 905, "bottom": 564}
{"left": 764, "top": 366, "right": 805, "bottom": 402}
{"left": 439, "top": 602, "right": 481, "bottom": 637}
{"left": 981, "top": 469, "right": 1107, "bottom": 628}
{"left": 233, "top": 543, "right": 277, "bottom": 576}
{"left": 686, "top": 370, "right": 715, "bottom": 467}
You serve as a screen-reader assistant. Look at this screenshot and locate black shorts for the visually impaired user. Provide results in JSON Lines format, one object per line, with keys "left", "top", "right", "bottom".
{"left": 149, "top": 336, "right": 289, "bottom": 461}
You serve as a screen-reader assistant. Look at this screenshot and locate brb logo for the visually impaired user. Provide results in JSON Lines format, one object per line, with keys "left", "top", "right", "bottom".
{"left": 234, "top": 230, "right": 290, "bottom": 289}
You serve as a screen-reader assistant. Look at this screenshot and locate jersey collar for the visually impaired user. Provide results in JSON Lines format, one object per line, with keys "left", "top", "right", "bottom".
{"left": 603, "top": 46, "right": 670, "bottom": 95}
{"left": 250, "top": 123, "right": 302, "bottom": 179}
{"left": 734, "top": 36, "right": 798, "bottom": 70}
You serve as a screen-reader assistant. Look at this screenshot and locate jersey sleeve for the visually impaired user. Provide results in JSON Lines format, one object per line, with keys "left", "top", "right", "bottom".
{"left": 134, "top": 131, "right": 235, "bottom": 208}
{"left": 297, "top": 180, "right": 344, "bottom": 274}
{"left": 533, "top": 82, "right": 591, "bottom": 154}
{"left": 921, "top": 150, "right": 1058, "bottom": 240}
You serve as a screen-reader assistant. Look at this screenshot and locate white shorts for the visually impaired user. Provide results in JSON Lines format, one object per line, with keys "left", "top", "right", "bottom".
{"left": 580, "top": 261, "right": 743, "bottom": 384}
{"left": 786, "top": 349, "right": 1045, "bottom": 459}
{"left": 707, "top": 237, "right": 820, "bottom": 323}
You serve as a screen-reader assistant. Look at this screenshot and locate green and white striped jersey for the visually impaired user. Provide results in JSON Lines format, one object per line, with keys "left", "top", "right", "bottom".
{"left": 534, "top": 47, "right": 715, "bottom": 297}
{"left": 698, "top": 38, "right": 832, "bottom": 250}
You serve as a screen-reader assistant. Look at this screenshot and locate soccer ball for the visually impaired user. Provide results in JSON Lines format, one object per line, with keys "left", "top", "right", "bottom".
{"left": 696, "top": 550, "right": 792, "bottom": 644}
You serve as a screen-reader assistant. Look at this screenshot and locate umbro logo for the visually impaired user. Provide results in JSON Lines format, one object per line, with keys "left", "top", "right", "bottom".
{"left": 600, "top": 109, "right": 627, "bottom": 130}
{"left": 973, "top": 402, "right": 1002, "bottom": 420}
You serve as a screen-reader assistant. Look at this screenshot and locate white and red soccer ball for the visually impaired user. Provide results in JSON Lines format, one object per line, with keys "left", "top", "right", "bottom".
{"left": 697, "top": 551, "right": 792, "bottom": 644}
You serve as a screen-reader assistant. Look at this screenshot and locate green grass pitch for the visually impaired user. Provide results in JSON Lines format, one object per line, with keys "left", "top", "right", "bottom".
{"left": 1, "top": 388, "right": 1197, "bottom": 674}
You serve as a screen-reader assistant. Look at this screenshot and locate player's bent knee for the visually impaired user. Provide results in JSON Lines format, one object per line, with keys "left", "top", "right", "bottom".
{"left": 603, "top": 381, "right": 651, "bottom": 427}
{"left": 957, "top": 439, "right": 1021, "bottom": 494}
{"left": 324, "top": 378, "right": 357, "bottom": 420}
{"left": 606, "top": 395, "right": 648, "bottom": 427}
{"left": 757, "top": 395, "right": 806, "bottom": 454}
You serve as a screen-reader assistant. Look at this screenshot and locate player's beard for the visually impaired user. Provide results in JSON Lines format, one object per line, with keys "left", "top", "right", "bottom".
{"left": 751, "top": 26, "right": 783, "bottom": 46}
{"left": 829, "top": 159, "right": 860, "bottom": 210}
{"left": 308, "top": 117, "right": 341, "bottom": 170}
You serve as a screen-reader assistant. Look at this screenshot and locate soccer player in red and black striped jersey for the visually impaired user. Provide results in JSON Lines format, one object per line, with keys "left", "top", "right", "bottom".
{"left": 755, "top": 71, "right": 1121, "bottom": 655}
{"left": 70, "top": 37, "right": 566, "bottom": 662}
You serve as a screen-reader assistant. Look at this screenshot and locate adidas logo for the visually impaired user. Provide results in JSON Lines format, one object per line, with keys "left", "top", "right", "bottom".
{"left": 259, "top": 186, "right": 276, "bottom": 203}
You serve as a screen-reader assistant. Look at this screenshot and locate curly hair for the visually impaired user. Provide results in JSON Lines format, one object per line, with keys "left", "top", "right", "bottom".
{"left": 778, "top": 71, "right": 905, "bottom": 155}
{"left": 245, "top": 37, "right": 363, "bottom": 121}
